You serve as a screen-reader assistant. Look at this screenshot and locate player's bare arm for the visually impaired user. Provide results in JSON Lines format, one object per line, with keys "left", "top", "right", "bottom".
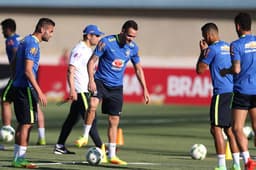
{"left": 67, "top": 64, "right": 77, "bottom": 101}
{"left": 196, "top": 61, "right": 208, "bottom": 75}
{"left": 196, "top": 40, "right": 209, "bottom": 75}
{"left": 10, "top": 47, "right": 18, "bottom": 78}
{"left": 25, "top": 59, "right": 47, "bottom": 106}
{"left": 134, "top": 62, "right": 150, "bottom": 104}
{"left": 220, "top": 60, "right": 240, "bottom": 76}
{"left": 87, "top": 55, "right": 98, "bottom": 93}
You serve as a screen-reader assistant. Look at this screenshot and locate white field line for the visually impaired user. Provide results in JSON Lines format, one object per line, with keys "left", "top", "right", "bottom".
{"left": 35, "top": 161, "right": 160, "bottom": 166}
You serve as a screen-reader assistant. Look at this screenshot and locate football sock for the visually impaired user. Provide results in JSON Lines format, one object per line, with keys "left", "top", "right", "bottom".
{"left": 108, "top": 143, "right": 116, "bottom": 158}
{"left": 83, "top": 124, "right": 91, "bottom": 138}
{"left": 241, "top": 151, "right": 250, "bottom": 164}
{"left": 56, "top": 144, "right": 64, "bottom": 148}
{"left": 217, "top": 154, "right": 226, "bottom": 168}
{"left": 232, "top": 152, "right": 240, "bottom": 166}
{"left": 18, "top": 145, "right": 27, "bottom": 158}
{"left": 38, "top": 128, "right": 45, "bottom": 139}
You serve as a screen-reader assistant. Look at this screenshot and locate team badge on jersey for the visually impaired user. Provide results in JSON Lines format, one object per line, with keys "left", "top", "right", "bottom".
{"left": 97, "top": 41, "right": 105, "bottom": 52}
{"left": 30, "top": 47, "right": 37, "bottom": 55}
{"left": 125, "top": 49, "right": 130, "bottom": 57}
{"left": 7, "top": 39, "right": 14, "bottom": 46}
{"left": 112, "top": 59, "right": 124, "bottom": 69}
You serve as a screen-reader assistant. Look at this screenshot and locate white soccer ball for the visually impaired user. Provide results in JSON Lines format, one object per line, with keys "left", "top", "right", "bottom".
{"left": 0, "top": 126, "right": 15, "bottom": 142}
{"left": 190, "top": 144, "right": 207, "bottom": 160}
{"left": 243, "top": 126, "right": 254, "bottom": 140}
{"left": 86, "top": 147, "right": 103, "bottom": 165}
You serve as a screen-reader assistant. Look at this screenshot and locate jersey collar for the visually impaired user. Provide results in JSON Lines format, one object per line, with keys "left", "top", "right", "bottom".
{"left": 32, "top": 35, "right": 40, "bottom": 43}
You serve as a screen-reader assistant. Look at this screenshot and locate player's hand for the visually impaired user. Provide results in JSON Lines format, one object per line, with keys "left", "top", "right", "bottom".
{"left": 144, "top": 89, "right": 150, "bottom": 104}
{"left": 199, "top": 40, "right": 208, "bottom": 51}
{"left": 69, "top": 90, "right": 77, "bottom": 101}
{"left": 88, "top": 80, "right": 97, "bottom": 95}
{"left": 220, "top": 68, "right": 229, "bottom": 77}
{"left": 38, "top": 92, "right": 47, "bottom": 107}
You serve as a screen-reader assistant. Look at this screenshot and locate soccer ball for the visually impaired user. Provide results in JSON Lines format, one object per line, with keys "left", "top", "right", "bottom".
{"left": 0, "top": 126, "right": 15, "bottom": 142}
{"left": 190, "top": 144, "right": 207, "bottom": 160}
{"left": 243, "top": 126, "right": 254, "bottom": 140}
{"left": 86, "top": 147, "right": 103, "bottom": 165}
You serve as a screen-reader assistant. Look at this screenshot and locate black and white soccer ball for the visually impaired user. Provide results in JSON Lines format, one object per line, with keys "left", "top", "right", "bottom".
{"left": 190, "top": 144, "right": 207, "bottom": 160}
{"left": 86, "top": 147, "right": 103, "bottom": 165}
{"left": 0, "top": 126, "right": 15, "bottom": 142}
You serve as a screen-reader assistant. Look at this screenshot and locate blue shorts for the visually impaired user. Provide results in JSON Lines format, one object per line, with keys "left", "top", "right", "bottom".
{"left": 1, "top": 79, "right": 15, "bottom": 102}
{"left": 210, "top": 93, "right": 233, "bottom": 127}
{"left": 93, "top": 79, "right": 123, "bottom": 116}
{"left": 13, "top": 87, "right": 38, "bottom": 124}
{"left": 232, "top": 92, "right": 256, "bottom": 110}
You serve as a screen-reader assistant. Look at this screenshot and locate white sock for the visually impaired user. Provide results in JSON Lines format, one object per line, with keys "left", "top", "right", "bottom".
{"left": 108, "top": 143, "right": 116, "bottom": 158}
{"left": 217, "top": 154, "right": 226, "bottom": 167}
{"left": 18, "top": 146, "right": 27, "bottom": 158}
{"left": 232, "top": 152, "right": 240, "bottom": 166}
{"left": 38, "top": 128, "right": 45, "bottom": 139}
{"left": 83, "top": 124, "right": 91, "bottom": 138}
{"left": 56, "top": 144, "right": 64, "bottom": 148}
{"left": 241, "top": 151, "right": 250, "bottom": 164}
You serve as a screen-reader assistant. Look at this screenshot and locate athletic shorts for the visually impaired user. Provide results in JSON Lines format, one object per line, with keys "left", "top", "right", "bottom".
{"left": 70, "top": 92, "right": 90, "bottom": 118}
{"left": 13, "top": 87, "right": 38, "bottom": 124}
{"left": 232, "top": 92, "right": 256, "bottom": 110}
{"left": 1, "top": 79, "right": 15, "bottom": 102}
{"left": 93, "top": 79, "right": 123, "bottom": 116}
{"left": 210, "top": 93, "right": 233, "bottom": 127}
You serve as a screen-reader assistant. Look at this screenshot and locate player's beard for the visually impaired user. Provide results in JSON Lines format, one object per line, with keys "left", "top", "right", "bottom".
{"left": 42, "top": 36, "right": 49, "bottom": 42}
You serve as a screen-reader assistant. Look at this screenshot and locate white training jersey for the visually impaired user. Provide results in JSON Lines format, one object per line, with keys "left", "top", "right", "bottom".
{"left": 69, "top": 41, "right": 92, "bottom": 93}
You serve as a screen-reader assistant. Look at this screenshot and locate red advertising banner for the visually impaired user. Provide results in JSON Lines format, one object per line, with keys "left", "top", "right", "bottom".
{"left": 124, "top": 67, "right": 212, "bottom": 105}
{"left": 38, "top": 65, "right": 212, "bottom": 105}
{"left": 38, "top": 65, "right": 68, "bottom": 101}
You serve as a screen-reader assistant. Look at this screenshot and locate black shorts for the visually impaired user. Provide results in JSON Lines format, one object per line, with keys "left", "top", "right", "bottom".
{"left": 210, "top": 93, "right": 233, "bottom": 127}
{"left": 13, "top": 87, "right": 38, "bottom": 124}
{"left": 232, "top": 92, "right": 256, "bottom": 110}
{"left": 70, "top": 92, "right": 90, "bottom": 118}
{"left": 93, "top": 79, "right": 123, "bottom": 116}
{"left": 1, "top": 79, "right": 15, "bottom": 102}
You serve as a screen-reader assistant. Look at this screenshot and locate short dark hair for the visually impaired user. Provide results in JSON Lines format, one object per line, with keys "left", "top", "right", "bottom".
{"left": 201, "top": 22, "right": 218, "bottom": 34}
{"left": 1, "top": 18, "right": 16, "bottom": 32}
{"left": 34, "top": 18, "right": 55, "bottom": 33}
{"left": 234, "top": 12, "right": 251, "bottom": 31}
{"left": 122, "top": 20, "right": 138, "bottom": 32}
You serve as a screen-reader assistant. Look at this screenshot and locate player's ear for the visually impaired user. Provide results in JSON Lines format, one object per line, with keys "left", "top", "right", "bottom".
{"left": 38, "top": 27, "right": 43, "bottom": 33}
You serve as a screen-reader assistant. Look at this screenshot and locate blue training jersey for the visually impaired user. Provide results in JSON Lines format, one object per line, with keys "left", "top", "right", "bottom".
{"left": 13, "top": 35, "right": 40, "bottom": 88}
{"left": 5, "top": 33, "right": 20, "bottom": 63}
{"left": 94, "top": 35, "right": 140, "bottom": 87}
{"left": 200, "top": 41, "right": 233, "bottom": 95}
{"left": 231, "top": 34, "right": 256, "bottom": 94}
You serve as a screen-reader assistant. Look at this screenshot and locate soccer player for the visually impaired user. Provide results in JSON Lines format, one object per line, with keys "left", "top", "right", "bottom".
{"left": 220, "top": 12, "right": 256, "bottom": 170}
{"left": 0, "top": 18, "right": 47, "bottom": 145}
{"left": 196, "top": 23, "right": 241, "bottom": 170}
{"left": 54, "top": 25, "right": 104, "bottom": 154}
{"left": 78, "top": 20, "right": 150, "bottom": 165}
{"left": 11, "top": 18, "right": 55, "bottom": 168}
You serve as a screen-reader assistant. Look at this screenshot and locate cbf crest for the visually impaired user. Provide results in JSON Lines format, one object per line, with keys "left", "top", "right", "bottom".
{"left": 125, "top": 49, "right": 130, "bottom": 57}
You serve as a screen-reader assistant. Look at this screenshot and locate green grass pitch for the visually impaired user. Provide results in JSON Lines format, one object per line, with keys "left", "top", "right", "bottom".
{"left": 0, "top": 103, "right": 255, "bottom": 170}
